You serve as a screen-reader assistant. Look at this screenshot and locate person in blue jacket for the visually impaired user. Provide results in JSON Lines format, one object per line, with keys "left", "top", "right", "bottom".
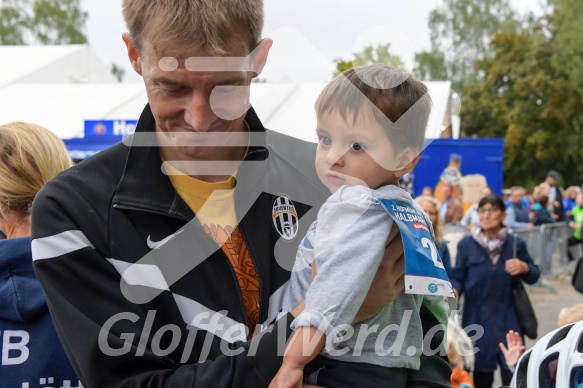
{"left": 450, "top": 194, "right": 540, "bottom": 388}
{"left": 0, "top": 122, "right": 79, "bottom": 388}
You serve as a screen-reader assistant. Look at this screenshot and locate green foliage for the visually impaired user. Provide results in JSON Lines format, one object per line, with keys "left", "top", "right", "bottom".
{"left": 461, "top": 26, "right": 583, "bottom": 187}
{"left": 333, "top": 44, "right": 405, "bottom": 78}
{"left": 414, "top": 50, "right": 447, "bottom": 82}
{"left": 32, "top": 0, "right": 87, "bottom": 44}
{"left": 0, "top": 0, "right": 87, "bottom": 45}
{"left": 111, "top": 63, "right": 126, "bottom": 83}
{"left": 550, "top": 0, "right": 583, "bottom": 101}
{"left": 0, "top": 0, "right": 30, "bottom": 44}
{"left": 414, "top": 0, "right": 519, "bottom": 91}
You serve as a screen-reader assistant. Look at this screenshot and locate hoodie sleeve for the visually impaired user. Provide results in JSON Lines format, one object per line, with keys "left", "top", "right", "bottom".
{"left": 291, "top": 186, "right": 392, "bottom": 348}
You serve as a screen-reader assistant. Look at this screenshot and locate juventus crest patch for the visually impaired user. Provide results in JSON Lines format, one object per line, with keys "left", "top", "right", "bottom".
{"left": 272, "top": 196, "right": 299, "bottom": 241}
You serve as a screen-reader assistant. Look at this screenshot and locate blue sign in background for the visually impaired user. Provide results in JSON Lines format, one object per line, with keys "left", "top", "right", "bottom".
{"left": 413, "top": 138, "right": 504, "bottom": 197}
{"left": 84, "top": 120, "right": 137, "bottom": 138}
{"left": 380, "top": 198, "right": 454, "bottom": 297}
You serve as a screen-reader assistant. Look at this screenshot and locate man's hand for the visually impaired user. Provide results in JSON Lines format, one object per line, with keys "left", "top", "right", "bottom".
{"left": 354, "top": 224, "right": 405, "bottom": 323}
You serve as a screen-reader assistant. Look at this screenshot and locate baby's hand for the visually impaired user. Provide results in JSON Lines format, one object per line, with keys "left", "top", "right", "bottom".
{"left": 269, "top": 364, "right": 304, "bottom": 388}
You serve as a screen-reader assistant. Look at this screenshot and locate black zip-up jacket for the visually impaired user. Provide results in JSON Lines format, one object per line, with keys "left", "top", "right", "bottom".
{"left": 31, "top": 105, "right": 451, "bottom": 387}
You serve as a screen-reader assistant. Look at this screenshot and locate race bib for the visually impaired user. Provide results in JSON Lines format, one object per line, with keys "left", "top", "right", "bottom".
{"left": 379, "top": 198, "right": 454, "bottom": 297}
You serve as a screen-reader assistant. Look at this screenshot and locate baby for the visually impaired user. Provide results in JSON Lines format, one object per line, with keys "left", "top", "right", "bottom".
{"left": 270, "top": 64, "right": 446, "bottom": 387}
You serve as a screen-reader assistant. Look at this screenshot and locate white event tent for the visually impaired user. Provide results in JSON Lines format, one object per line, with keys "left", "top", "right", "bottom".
{"left": 0, "top": 45, "right": 456, "bottom": 145}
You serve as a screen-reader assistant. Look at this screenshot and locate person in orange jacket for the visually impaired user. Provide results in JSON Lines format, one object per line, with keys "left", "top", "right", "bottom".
{"left": 449, "top": 333, "right": 475, "bottom": 388}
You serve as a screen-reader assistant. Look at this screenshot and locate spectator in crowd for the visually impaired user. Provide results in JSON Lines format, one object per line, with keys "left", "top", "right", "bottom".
{"left": 563, "top": 186, "right": 581, "bottom": 220}
{"left": 29, "top": 0, "right": 452, "bottom": 386}
{"left": 421, "top": 186, "right": 434, "bottom": 197}
{"left": 449, "top": 333, "right": 474, "bottom": 388}
{"left": 567, "top": 192, "right": 583, "bottom": 262}
{"left": 444, "top": 199, "right": 471, "bottom": 236}
{"left": 532, "top": 183, "right": 557, "bottom": 225}
{"left": 504, "top": 186, "right": 533, "bottom": 230}
{"left": 502, "top": 189, "right": 511, "bottom": 203}
{"left": 441, "top": 198, "right": 471, "bottom": 264}
{"left": 439, "top": 183, "right": 454, "bottom": 220}
{"left": 461, "top": 186, "right": 493, "bottom": 229}
{"left": 417, "top": 195, "right": 452, "bottom": 278}
{"left": 451, "top": 194, "right": 540, "bottom": 388}
{"left": 544, "top": 170, "right": 565, "bottom": 221}
{"left": 0, "top": 122, "right": 78, "bottom": 387}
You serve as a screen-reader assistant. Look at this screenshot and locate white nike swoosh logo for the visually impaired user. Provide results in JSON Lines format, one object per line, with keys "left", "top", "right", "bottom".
{"left": 147, "top": 229, "right": 185, "bottom": 250}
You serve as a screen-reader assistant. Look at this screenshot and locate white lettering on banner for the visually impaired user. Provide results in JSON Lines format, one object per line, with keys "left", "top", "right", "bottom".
{"left": 20, "top": 379, "right": 84, "bottom": 388}
{"left": 1, "top": 330, "right": 30, "bottom": 365}
{"left": 113, "top": 121, "right": 137, "bottom": 136}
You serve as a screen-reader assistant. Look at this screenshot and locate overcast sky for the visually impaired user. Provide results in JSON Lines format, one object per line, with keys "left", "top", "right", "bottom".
{"left": 81, "top": 0, "right": 543, "bottom": 84}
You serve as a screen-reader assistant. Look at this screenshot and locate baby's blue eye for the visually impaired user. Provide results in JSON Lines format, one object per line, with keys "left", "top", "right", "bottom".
{"left": 350, "top": 142, "right": 363, "bottom": 151}
{"left": 320, "top": 137, "right": 331, "bottom": 146}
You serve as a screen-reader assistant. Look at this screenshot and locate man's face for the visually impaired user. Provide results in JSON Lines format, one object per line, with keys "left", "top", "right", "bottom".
{"left": 511, "top": 189, "right": 524, "bottom": 204}
{"left": 315, "top": 110, "right": 399, "bottom": 193}
{"left": 125, "top": 34, "right": 270, "bottom": 165}
{"left": 546, "top": 176, "right": 557, "bottom": 186}
{"left": 441, "top": 184, "right": 452, "bottom": 199}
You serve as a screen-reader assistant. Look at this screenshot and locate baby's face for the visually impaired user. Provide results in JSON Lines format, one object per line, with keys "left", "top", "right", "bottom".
{"left": 315, "top": 110, "right": 399, "bottom": 193}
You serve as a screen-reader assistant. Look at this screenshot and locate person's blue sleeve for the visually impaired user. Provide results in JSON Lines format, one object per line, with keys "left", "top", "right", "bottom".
{"left": 516, "top": 237, "right": 540, "bottom": 284}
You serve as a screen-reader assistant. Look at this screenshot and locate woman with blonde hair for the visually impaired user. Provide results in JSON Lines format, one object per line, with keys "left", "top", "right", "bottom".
{"left": 416, "top": 195, "right": 452, "bottom": 277}
{"left": 564, "top": 186, "right": 582, "bottom": 219}
{"left": 0, "top": 122, "right": 78, "bottom": 386}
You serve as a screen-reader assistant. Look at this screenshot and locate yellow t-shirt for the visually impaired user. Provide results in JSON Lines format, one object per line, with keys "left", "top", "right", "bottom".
{"left": 165, "top": 162, "right": 260, "bottom": 333}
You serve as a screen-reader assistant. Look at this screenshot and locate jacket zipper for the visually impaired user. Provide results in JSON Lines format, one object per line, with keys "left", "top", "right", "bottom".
{"left": 113, "top": 203, "right": 190, "bottom": 222}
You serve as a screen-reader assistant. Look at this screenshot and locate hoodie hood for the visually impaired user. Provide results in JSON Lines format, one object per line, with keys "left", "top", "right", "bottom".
{"left": 0, "top": 237, "right": 48, "bottom": 322}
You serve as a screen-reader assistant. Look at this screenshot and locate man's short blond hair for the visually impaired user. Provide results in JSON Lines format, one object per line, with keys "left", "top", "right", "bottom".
{"left": 315, "top": 65, "right": 431, "bottom": 154}
{"left": 122, "top": 0, "right": 264, "bottom": 55}
{"left": 0, "top": 122, "right": 72, "bottom": 218}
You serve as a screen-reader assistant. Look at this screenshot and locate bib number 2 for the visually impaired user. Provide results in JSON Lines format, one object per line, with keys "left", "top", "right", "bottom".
{"left": 421, "top": 237, "right": 445, "bottom": 270}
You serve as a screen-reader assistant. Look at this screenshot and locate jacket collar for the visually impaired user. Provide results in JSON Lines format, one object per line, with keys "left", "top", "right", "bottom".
{"left": 112, "top": 104, "right": 268, "bottom": 219}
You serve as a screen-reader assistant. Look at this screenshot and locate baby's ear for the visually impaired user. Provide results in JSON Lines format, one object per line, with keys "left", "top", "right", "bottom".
{"left": 394, "top": 148, "right": 420, "bottom": 178}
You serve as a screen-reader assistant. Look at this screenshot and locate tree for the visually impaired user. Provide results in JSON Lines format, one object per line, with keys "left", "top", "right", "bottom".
{"left": 333, "top": 43, "right": 406, "bottom": 77}
{"left": 414, "top": 0, "right": 519, "bottom": 90}
{"left": 0, "top": 0, "right": 87, "bottom": 45}
{"left": 32, "top": 0, "right": 87, "bottom": 44}
{"left": 461, "top": 27, "right": 583, "bottom": 187}
{"left": 111, "top": 63, "right": 126, "bottom": 83}
{"left": 549, "top": 0, "right": 583, "bottom": 102}
{"left": 0, "top": 0, "right": 30, "bottom": 44}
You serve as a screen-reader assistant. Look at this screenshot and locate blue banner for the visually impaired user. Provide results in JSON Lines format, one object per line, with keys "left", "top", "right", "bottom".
{"left": 380, "top": 199, "right": 454, "bottom": 297}
{"left": 84, "top": 120, "right": 137, "bottom": 138}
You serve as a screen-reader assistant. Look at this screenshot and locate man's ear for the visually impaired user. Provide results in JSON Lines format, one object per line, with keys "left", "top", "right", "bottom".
{"left": 251, "top": 38, "right": 273, "bottom": 78}
{"left": 394, "top": 148, "right": 420, "bottom": 178}
{"left": 122, "top": 32, "right": 143, "bottom": 75}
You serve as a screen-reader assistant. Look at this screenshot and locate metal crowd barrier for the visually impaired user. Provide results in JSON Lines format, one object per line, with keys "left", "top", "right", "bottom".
{"left": 510, "top": 222, "right": 570, "bottom": 284}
